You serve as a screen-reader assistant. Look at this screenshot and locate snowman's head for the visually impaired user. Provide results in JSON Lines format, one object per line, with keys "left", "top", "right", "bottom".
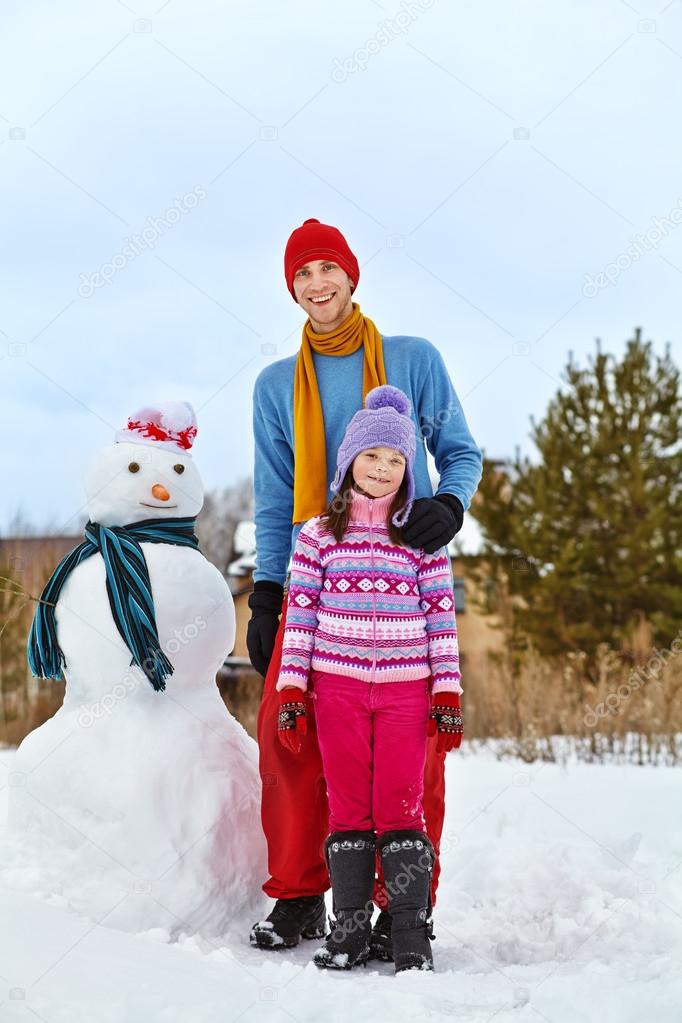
{"left": 84, "top": 401, "right": 204, "bottom": 526}
{"left": 85, "top": 443, "right": 203, "bottom": 526}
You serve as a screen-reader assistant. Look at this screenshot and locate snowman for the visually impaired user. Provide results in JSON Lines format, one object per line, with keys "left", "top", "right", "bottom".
{"left": 4, "top": 402, "right": 267, "bottom": 938}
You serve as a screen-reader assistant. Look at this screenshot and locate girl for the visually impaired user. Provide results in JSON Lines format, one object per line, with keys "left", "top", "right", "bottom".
{"left": 275, "top": 385, "right": 463, "bottom": 973}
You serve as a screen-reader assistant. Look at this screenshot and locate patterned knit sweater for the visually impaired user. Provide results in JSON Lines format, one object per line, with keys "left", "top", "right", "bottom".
{"left": 276, "top": 487, "right": 463, "bottom": 694}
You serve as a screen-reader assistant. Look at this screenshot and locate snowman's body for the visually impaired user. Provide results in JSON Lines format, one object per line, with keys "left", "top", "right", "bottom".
{"left": 54, "top": 543, "right": 232, "bottom": 704}
{"left": 5, "top": 409, "right": 267, "bottom": 938}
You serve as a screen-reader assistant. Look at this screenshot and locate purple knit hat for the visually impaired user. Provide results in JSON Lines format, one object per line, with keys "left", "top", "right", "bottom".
{"left": 330, "top": 384, "right": 416, "bottom": 528}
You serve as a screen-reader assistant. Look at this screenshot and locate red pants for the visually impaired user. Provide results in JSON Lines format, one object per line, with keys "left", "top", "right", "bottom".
{"left": 313, "top": 669, "right": 430, "bottom": 834}
{"left": 256, "top": 592, "right": 447, "bottom": 907}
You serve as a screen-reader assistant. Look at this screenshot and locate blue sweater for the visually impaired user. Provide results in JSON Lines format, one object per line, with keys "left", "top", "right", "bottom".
{"left": 252, "top": 334, "right": 483, "bottom": 587}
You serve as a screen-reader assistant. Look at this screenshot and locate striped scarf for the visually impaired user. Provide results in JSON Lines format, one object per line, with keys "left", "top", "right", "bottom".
{"left": 27, "top": 516, "right": 200, "bottom": 693}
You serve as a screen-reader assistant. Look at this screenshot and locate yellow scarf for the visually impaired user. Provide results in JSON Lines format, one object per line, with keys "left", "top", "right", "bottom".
{"left": 293, "top": 302, "right": 386, "bottom": 524}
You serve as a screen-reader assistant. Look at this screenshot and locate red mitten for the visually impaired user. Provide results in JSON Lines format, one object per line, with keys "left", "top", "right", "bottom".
{"left": 428, "top": 691, "right": 463, "bottom": 753}
{"left": 277, "top": 686, "right": 308, "bottom": 754}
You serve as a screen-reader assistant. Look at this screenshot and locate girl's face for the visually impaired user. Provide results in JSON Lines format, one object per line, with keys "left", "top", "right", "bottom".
{"left": 352, "top": 447, "right": 406, "bottom": 498}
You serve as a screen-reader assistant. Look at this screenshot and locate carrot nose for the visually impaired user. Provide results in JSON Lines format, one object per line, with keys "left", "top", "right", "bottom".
{"left": 151, "top": 483, "right": 170, "bottom": 501}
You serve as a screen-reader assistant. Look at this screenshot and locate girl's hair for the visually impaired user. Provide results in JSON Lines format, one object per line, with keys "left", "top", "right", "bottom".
{"left": 320, "top": 463, "right": 409, "bottom": 545}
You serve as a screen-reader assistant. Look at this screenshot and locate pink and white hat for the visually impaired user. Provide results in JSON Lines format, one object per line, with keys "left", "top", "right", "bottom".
{"left": 115, "top": 401, "right": 198, "bottom": 455}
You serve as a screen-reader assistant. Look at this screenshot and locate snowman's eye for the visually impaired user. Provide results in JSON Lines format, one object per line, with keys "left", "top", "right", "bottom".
{"left": 173, "top": 464, "right": 185, "bottom": 475}
{"left": 128, "top": 462, "right": 140, "bottom": 473}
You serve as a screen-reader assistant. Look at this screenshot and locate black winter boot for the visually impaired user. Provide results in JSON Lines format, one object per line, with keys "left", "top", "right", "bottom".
{"left": 369, "top": 907, "right": 437, "bottom": 962}
{"left": 250, "top": 895, "right": 327, "bottom": 949}
{"left": 379, "top": 830, "right": 435, "bottom": 973}
{"left": 313, "top": 831, "right": 376, "bottom": 970}
{"left": 369, "top": 909, "right": 393, "bottom": 961}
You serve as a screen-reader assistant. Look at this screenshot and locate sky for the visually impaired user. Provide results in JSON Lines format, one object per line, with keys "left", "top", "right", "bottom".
{"left": 1, "top": 0, "right": 681, "bottom": 534}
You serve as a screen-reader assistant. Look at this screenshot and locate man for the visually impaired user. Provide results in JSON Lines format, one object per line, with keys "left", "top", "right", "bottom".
{"left": 247, "top": 218, "right": 482, "bottom": 956}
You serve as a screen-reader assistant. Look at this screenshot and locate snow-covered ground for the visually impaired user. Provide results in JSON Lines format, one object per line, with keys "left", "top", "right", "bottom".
{"left": 1, "top": 743, "right": 681, "bottom": 1023}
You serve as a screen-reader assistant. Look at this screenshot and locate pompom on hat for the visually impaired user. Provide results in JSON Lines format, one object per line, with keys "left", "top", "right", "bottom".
{"left": 115, "top": 401, "right": 198, "bottom": 455}
{"left": 330, "top": 385, "right": 416, "bottom": 528}
{"left": 284, "top": 218, "right": 360, "bottom": 300}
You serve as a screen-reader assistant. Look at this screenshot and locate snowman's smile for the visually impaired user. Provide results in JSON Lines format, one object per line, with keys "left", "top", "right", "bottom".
{"left": 140, "top": 501, "right": 178, "bottom": 509}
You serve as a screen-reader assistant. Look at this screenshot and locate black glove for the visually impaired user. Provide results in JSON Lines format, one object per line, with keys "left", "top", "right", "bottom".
{"left": 401, "top": 493, "right": 464, "bottom": 554}
{"left": 246, "top": 580, "right": 284, "bottom": 677}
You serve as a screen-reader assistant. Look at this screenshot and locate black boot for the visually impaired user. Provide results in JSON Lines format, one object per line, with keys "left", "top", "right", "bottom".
{"left": 313, "top": 830, "right": 376, "bottom": 970}
{"left": 378, "top": 830, "right": 435, "bottom": 973}
{"left": 250, "top": 894, "right": 327, "bottom": 950}
{"left": 369, "top": 906, "right": 436, "bottom": 962}
{"left": 369, "top": 909, "right": 393, "bottom": 961}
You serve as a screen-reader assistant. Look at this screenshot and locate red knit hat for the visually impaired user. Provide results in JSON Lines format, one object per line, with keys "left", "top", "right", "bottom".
{"left": 284, "top": 218, "right": 360, "bottom": 300}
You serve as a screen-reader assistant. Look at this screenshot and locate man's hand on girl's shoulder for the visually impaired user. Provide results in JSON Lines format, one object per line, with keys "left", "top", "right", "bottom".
{"left": 402, "top": 494, "right": 464, "bottom": 554}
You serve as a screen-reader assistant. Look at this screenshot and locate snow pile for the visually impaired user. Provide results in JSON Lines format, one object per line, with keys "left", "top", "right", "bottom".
{"left": 437, "top": 750, "right": 682, "bottom": 982}
{"left": 1, "top": 688, "right": 267, "bottom": 936}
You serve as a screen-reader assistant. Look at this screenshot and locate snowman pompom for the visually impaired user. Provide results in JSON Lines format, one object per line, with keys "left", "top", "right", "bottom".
{"left": 159, "top": 402, "right": 196, "bottom": 434}
{"left": 365, "top": 385, "right": 411, "bottom": 416}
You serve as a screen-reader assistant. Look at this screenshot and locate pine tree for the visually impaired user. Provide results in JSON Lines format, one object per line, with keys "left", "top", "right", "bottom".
{"left": 473, "top": 328, "right": 682, "bottom": 670}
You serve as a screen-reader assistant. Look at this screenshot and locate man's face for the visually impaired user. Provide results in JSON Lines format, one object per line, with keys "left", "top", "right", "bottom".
{"left": 292, "top": 259, "right": 354, "bottom": 331}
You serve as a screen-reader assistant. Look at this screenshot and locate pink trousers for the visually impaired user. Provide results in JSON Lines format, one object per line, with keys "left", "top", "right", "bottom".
{"left": 310, "top": 668, "right": 431, "bottom": 836}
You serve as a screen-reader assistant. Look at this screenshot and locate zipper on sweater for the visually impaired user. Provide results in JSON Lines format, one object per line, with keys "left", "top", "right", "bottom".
{"left": 369, "top": 499, "right": 376, "bottom": 683}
